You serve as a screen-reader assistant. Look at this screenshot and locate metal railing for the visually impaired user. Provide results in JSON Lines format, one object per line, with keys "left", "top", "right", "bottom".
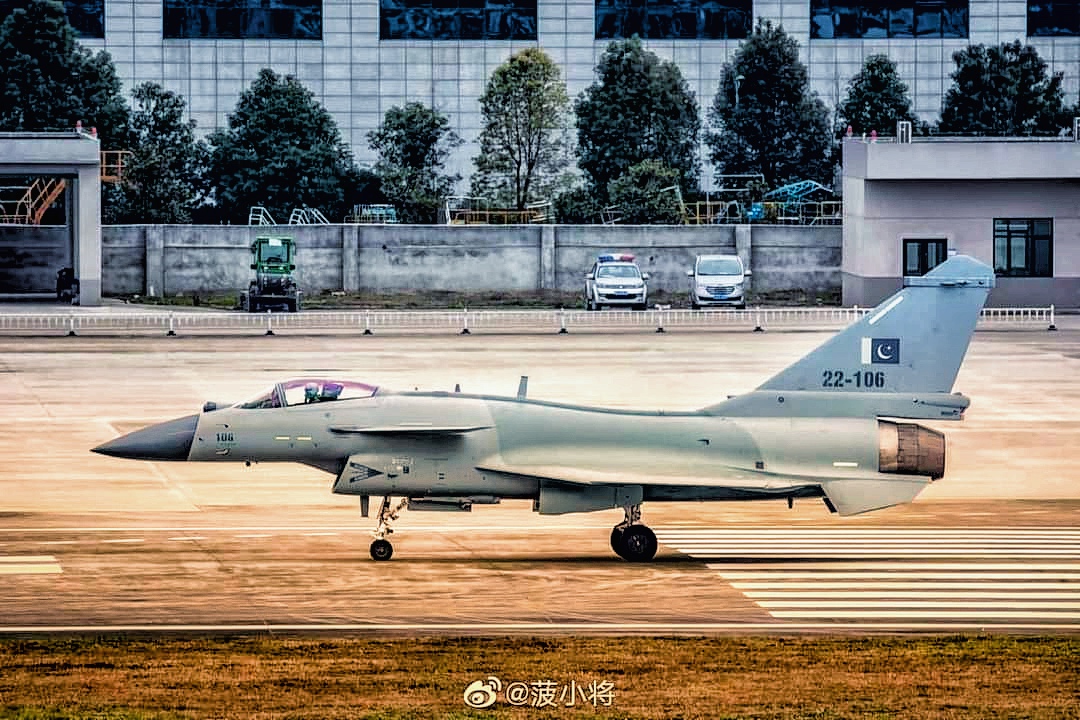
{"left": 0, "top": 306, "right": 1057, "bottom": 336}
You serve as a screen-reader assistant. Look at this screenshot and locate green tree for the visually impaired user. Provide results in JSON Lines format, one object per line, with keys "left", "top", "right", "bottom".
{"left": 207, "top": 68, "right": 363, "bottom": 223}
{"left": 0, "top": 0, "right": 129, "bottom": 146}
{"left": 938, "top": 41, "right": 1070, "bottom": 136}
{"left": 607, "top": 159, "right": 685, "bottom": 224}
{"left": 471, "top": 48, "right": 571, "bottom": 210}
{"left": 705, "top": 20, "right": 833, "bottom": 189}
{"left": 839, "top": 54, "right": 917, "bottom": 136}
{"left": 553, "top": 185, "right": 602, "bottom": 224}
{"left": 105, "top": 83, "right": 209, "bottom": 224}
{"left": 574, "top": 36, "right": 700, "bottom": 202}
{"left": 368, "top": 102, "right": 462, "bottom": 224}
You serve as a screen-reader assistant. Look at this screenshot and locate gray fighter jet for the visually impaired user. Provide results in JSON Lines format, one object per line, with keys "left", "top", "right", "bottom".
{"left": 93, "top": 255, "right": 994, "bottom": 562}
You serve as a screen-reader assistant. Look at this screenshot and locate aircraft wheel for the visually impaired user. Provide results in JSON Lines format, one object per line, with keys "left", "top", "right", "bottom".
{"left": 620, "top": 525, "right": 657, "bottom": 562}
{"left": 610, "top": 527, "right": 628, "bottom": 559}
{"left": 370, "top": 539, "right": 393, "bottom": 561}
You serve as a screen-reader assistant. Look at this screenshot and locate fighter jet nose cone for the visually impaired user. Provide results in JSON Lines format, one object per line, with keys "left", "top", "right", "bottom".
{"left": 92, "top": 414, "right": 199, "bottom": 461}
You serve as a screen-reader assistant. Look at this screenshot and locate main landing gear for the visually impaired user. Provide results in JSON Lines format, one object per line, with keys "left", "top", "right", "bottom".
{"left": 369, "top": 496, "right": 408, "bottom": 561}
{"left": 609, "top": 503, "right": 657, "bottom": 562}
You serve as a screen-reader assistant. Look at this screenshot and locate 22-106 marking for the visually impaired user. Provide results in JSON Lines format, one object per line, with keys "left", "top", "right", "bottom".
{"left": 822, "top": 370, "right": 886, "bottom": 389}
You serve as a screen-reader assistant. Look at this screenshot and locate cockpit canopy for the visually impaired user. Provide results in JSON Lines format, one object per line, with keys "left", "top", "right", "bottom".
{"left": 236, "top": 378, "right": 378, "bottom": 409}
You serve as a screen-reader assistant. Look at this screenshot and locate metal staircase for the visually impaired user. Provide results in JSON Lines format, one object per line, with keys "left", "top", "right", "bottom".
{"left": 0, "top": 151, "right": 129, "bottom": 225}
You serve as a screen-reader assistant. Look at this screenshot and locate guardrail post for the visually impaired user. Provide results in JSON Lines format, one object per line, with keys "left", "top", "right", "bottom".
{"left": 167, "top": 312, "right": 176, "bottom": 337}
{"left": 753, "top": 306, "right": 765, "bottom": 332}
{"left": 460, "top": 307, "right": 471, "bottom": 335}
{"left": 265, "top": 309, "right": 275, "bottom": 336}
{"left": 558, "top": 308, "right": 568, "bottom": 334}
{"left": 67, "top": 313, "right": 76, "bottom": 337}
{"left": 1048, "top": 304, "right": 1057, "bottom": 331}
{"left": 363, "top": 311, "right": 373, "bottom": 336}
{"left": 655, "top": 304, "right": 667, "bottom": 333}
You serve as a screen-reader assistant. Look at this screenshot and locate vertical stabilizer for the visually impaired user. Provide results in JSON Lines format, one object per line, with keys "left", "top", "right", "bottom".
{"left": 758, "top": 255, "right": 994, "bottom": 394}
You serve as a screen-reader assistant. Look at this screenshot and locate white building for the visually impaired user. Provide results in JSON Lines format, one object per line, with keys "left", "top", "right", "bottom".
{"left": 22, "top": 0, "right": 1080, "bottom": 184}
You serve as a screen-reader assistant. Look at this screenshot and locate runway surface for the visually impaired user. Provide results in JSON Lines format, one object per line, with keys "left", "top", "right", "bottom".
{"left": 1, "top": 326, "right": 1079, "bottom": 634}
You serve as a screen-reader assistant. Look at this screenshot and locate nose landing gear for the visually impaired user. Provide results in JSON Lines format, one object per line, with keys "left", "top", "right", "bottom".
{"left": 610, "top": 504, "right": 657, "bottom": 562}
{"left": 369, "top": 496, "right": 408, "bottom": 561}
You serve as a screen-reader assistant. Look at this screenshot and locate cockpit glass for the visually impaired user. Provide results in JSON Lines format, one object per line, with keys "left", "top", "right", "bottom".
{"left": 236, "top": 379, "right": 378, "bottom": 409}
{"left": 238, "top": 388, "right": 281, "bottom": 410}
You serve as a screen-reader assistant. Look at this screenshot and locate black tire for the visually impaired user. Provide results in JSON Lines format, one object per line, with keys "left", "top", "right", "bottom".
{"left": 633, "top": 302, "right": 647, "bottom": 311}
{"left": 585, "top": 295, "right": 596, "bottom": 311}
{"left": 691, "top": 300, "right": 700, "bottom": 310}
{"left": 620, "top": 525, "right": 658, "bottom": 562}
{"left": 370, "top": 539, "right": 393, "bottom": 561}
{"left": 610, "top": 527, "right": 628, "bottom": 559}
{"left": 737, "top": 303, "right": 746, "bottom": 310}
{"left": 286, "top": 299, "right": 297, "bottom": 313}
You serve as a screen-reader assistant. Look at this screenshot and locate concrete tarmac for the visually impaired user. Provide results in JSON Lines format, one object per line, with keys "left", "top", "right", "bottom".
{"left": 1, "top": 325, "right": 1079, "bottom": 633}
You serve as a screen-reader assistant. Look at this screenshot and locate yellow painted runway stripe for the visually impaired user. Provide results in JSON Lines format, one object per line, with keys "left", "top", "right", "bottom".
{"left": 0, "top": 555, "right": 56, "bottom": 563}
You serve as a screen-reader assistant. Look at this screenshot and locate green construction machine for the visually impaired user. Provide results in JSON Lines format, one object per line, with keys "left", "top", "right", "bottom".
{"left": 240, "top": 236, "right": 302, "bottom": 313}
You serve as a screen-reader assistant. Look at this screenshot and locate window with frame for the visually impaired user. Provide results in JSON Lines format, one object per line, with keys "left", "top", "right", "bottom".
{"left": 993, "top": 218, "right": 1053, "bottom": 277}
{"left": 163, "top": 0, "right": 321, "bottom": 40}
{"left": 810, "top": 0, "right": 968, "bottom": 38}
{"left": 903, "top": 238, "right": 948, "bottom": 276}
{"left": 0, "top": 0, "right": 103, "bottom": 38}
{"left": 380, "top": 0, "right": 537, "bottom": 40}
{"left": 595, "top": 0, "right": 751, "bottom": 40}
{"left": 1028, "top": 0, "right": 1080, "bottom": 36}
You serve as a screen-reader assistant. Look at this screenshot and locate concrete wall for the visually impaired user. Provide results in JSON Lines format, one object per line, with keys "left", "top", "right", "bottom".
{"left": 750, "top": 226, "right": 841, "bottom": 293}
{"left": 0, "top": 225, "right": 70, "bottom": 293}
{"left": 100, "top": 223, "right": 841, "bottom": 299}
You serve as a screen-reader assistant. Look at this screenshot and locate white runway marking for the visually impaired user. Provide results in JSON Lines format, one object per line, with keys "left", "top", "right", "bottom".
{"left": 0, "top": 555, "right": 61, "bottom": 575}
{"left": 656, "top": 527, "right": 1080, "bottom": 625}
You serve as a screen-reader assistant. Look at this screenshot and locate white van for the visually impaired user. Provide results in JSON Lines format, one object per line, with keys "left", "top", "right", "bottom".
{"left": 687, "top": 254, "right": 750, "bottom": 309}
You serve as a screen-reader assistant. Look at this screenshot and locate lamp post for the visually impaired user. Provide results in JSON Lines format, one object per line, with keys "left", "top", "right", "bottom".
{"left": 734, "top": 74, "right": 745, "bottom": 108}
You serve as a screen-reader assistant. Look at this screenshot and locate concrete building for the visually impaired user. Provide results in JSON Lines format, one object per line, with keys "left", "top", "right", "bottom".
{"left": 21, "top": 0, "right": 1080, "bottom": 187}
{"left": 842, "top": 133, "right": 1080, "bottom": 307}
{"left": 0, "top": 132, "right": 103, "bottom": 305}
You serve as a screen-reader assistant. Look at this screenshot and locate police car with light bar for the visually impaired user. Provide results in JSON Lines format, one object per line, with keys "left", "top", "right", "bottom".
{"left": 584, "top": 253, "right": 649, "bottom": 311}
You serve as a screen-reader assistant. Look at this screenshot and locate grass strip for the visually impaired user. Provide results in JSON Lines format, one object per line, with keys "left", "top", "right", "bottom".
{"left": 1, "top": 635, "right": 1077, "bottom": 719}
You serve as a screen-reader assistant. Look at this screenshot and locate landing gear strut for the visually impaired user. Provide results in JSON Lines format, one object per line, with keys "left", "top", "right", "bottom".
{"left": 369, "top": 496, "right": 408, "bottom": 561}
{"left": 609, "top": 503, "right": 657, "bottom": 562}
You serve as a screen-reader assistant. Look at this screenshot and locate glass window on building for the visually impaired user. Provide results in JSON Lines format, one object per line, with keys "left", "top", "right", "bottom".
{"left": 595, "top": 0, "right": 752, "bottom": 40}
{"left": 163, "top": 1, "right": 322, "bottom": 40}
{"left": 903, "top": 238, "right": 948, "bottom": 276}
{"left": 811, "top": 0, "right": 968, "bottom": 38}
{"left": 1028, "top": 0, "right": 1080, "bottom": 36}
{"left": 380, "top": 0, "right": 537, "bottom": 39}
{"left": 0, "top": 0, "right": 103, "bottom": 38}
{"left": 994, "top": 218, "right": 1053, "bottom": 277}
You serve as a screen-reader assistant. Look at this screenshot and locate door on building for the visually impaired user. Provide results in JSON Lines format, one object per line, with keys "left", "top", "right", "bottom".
{"left": 903, "top": 239, "right": 948, "bottom": 276}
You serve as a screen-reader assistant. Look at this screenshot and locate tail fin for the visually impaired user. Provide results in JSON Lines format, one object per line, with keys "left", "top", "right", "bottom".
{"left": 758, "top": 255, "right": 994, "bottom": 394}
